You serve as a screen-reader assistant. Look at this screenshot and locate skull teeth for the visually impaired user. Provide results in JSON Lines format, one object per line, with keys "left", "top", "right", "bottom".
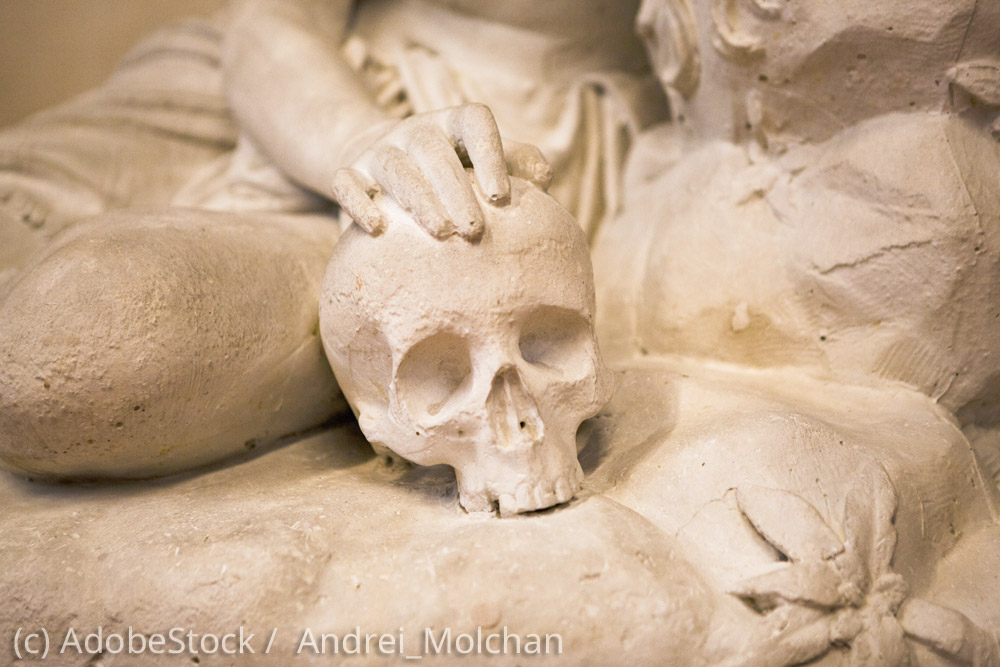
{"left": 533, "top": 484, "right": 556, "bottom": 509}
{"left": 492, "top": 472, "right": 582, "bottom": 516}
{"left": 554, "top": 478, "right": 572, "bottom": 503}
{"left": 497, "top": 493, "right": 516, "bottom": 516}
{"left": 515, "top": 486, "right": 531, "bottom": 510}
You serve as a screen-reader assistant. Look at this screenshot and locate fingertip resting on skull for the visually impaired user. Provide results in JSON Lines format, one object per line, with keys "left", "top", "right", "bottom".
{"left": 319, "top": 171, "right": 613, "bottom": 516}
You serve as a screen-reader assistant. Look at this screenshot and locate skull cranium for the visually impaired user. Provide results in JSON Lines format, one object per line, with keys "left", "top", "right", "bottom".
{"left": 319, "top": 175, "right": 612, "bottom": 515}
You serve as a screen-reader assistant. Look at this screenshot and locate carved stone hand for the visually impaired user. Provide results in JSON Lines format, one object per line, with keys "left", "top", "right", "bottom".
{"left": 331, "top": 103, "right": 552, "bottom": 240}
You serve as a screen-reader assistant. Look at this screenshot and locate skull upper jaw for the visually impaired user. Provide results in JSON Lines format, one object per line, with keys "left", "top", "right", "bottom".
{"left": 452, "top": 433, "right": 586, "bottom": 516}
{"left": 359, "top": 392, "right": 601, "bottom": 517}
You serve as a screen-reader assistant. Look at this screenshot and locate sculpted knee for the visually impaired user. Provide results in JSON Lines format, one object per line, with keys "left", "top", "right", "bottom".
{"left": 0, "top": 210, "right": 343, "bottom": 478}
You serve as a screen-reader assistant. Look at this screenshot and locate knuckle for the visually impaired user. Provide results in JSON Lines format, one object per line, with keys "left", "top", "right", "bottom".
{"left": 525, "top": 145, "right": 547, "bottom": 161}
{"left": 374, "top": 143, "right": 396, "bottom": 161}
{"left": 413, "top": 131, "right": 448, "bottom": 157}
{"left": 461, "top": 102, "right": 495, "bottom": 126}
{"left": 462, "top": 101, "right": 490, "bottom": 115}
{"left": 398, "top": 115, "right": 432, "bottom": 139}
{"left": 431, "top": 130, "right": 458, "bottom": 154}
{"left": 330, "top": 177, "right": 352, "bottom": 201}
{"left": 375, "top": 145, "right": 406, "bottom": 172}
{"left": 331, "top": 168, "right": 353, "bottom": 188}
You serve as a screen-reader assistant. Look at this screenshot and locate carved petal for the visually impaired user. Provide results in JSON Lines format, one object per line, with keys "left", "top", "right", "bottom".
{"left": 843, "top": 465, "right": 898, "bottom": 578}
{"left": 736, "top": 486, "right": 844, "bottom": 562}
{"left": 757, "top": 621, "right": 834, "bottom": 667}
{"left": 729, "top": 560, "right": 846, "bottom": 610}
{"left": 739, "top": 607, "right": 836, "bottom": 667}
{"left": 847, "top": 618, "right": 910, "bottom": 667}
{"left": 899, "top": 598, "right": 1000, "bottom": 667}
{"left": 950, "top": 59, "right": 1000, "bottom": 107}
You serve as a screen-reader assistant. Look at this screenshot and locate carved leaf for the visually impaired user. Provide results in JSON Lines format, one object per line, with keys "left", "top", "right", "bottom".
{"left": 847, "top": 616, "right": 910, "bottom": 667}
{"left": 736, "top": 606, "right": 837, "bottom": 667}
{"left": 736, "top": 486, "right": 844, "bottom": 562}
{"left": 758, "top": 619, "right": 834, "bottom": 667}
{"left": 899, "top": 598, "right": 1000, "bottom": 667}
{"left": 729, "top": 560, "right": 847, "bottom": 610}
{"left": 950, "top": 60, "right": 1000, "bottom": 107}
{"left": 842, "top": 465, "right": 898, "bottom": 579}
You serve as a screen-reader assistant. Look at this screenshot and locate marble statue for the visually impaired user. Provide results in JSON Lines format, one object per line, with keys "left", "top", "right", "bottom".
{"left": 0, "top": 0, "right": 660, "bottom": 476}
{"left": 0, "top": 0, "right": 998, "bottom": 664}
{"left": 592, "top": 0, "right": 1000, "bottom": 663}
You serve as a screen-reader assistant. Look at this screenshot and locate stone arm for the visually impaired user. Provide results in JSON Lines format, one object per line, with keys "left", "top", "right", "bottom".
{"left": 223, "top": 0, "right": 378, "bottom": 196}
{"left": 222, "top": 0, "right": 551, "bottom": 240}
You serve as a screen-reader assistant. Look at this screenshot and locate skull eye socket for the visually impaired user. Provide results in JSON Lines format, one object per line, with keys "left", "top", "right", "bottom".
{"left": 519, "top": 307, "right": 593, "bottom": 372}
{"left": 396, "top": 332, "right": 473, "bottom": 417}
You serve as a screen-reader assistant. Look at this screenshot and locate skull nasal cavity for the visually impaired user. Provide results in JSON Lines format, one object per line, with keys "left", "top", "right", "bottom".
{"left": 487, "top": 367, "right": 543, "bottom": 450}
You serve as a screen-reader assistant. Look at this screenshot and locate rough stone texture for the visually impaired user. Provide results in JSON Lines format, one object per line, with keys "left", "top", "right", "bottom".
{"left": 0, "top": 369, "right": 722, "bottom": 666}
{"left": 321, "top": 175, "right": 612, "bottom": 515}
{"left": 0, "top": 209, "right": 343, "bottom": 478}
{"left": 3, "top": 362, "right": 997, "bottom": 665}
{"left": 1, "top": 0, "right": 999, "bottom": 663}
{"left": 596, "top": 112, "right": 1000, "bottom": 415}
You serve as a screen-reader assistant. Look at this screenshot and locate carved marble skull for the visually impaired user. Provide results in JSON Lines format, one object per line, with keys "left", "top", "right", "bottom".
{"left": 319, "top": 175, "right": 612, "bottom": 515}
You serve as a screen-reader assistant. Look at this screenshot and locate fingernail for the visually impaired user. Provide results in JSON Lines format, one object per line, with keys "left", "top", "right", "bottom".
{"left": 481, "top": 172, "right": 510, "bottom": 205}
{"left": 488, "top": 184, "right": 510, "bottom": 205}
{"left": 463, "top": 217, "right": 484, "bottom": 241}
{"left": 425, "top": 214, "right": 454, "bottom": 239}
{"left": 357, "top": 211, "right": 385, "bottom": 235}
{"left": 535, "top": 163, "right": 554, "bottom": 189}
{"left": 367, "top": 215, "right": 386, "bottom": 235}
